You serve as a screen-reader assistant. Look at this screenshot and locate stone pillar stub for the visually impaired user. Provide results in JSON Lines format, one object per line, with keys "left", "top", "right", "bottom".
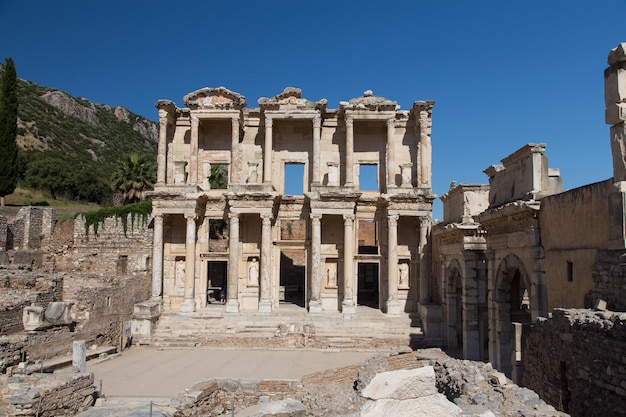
{"left": 181, "top": 213, "right": 197, "bottom": 313}
{"left": 72, "top": 340, "right": 86, "bottom": 373}
{"left": 309, "top": 213, "right": 322, "bottom": 314}
{"left": 259, "top": 213, "right": 272, "bottom": 313}
{"left": 419, "top": 217, "right": 431, "bottom": 303}
{"left": 231, "top": 117, "right": 240, "bottom": 185}
{"left": 151, "top": 214, "right": 164, "bottom": 298}
{"left": 226, "top": 212, "right": 240, "bottom": 313}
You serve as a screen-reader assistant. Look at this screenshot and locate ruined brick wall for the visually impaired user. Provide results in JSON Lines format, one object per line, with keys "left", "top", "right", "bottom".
{"left": 523, "top": 309, "right": 626, "bottom": 417}
{"left": 0, "top": 216, "right": 7, "bottom": 252}
{"left": 0, "top": 372, "right": 95, "bottom": 417}
{"left": 0, "top": 270, "right": 63, "bottom": 335}
{"left": 589, "top": 250, "right": 626, "bottom": 311}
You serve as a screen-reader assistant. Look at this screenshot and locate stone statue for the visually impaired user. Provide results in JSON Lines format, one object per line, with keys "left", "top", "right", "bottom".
{"left": 249, "top": 258, "right": 259, "bottom": 286}
{"left": 399, "top": 263, "right": 409, "bottom": 288}
{"left": 176, "top": 260, "right": 185, "bottom": 287}
{"left": 328, "top": 163, "right": 339, "bottom": 186}
{"left": 327, "top": 264, "right": 337, "bottom": 287}
{"left": 247, "top": 162, "right": 259, "bottom": 184}
{"left": 202, "top": 161, "right": 212, "bottom": 190}
{"left": 401, "top": 164, "right": 412, "bottom": 187}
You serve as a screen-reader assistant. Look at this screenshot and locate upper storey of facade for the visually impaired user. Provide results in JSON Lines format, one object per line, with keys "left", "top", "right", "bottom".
{"left": 153, "top": 87, "right": 435, "bottom": 201}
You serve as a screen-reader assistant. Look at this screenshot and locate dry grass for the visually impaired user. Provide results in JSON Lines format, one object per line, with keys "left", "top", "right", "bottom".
{"left": 0, "top": 187, "right": 101, "bottom": 220}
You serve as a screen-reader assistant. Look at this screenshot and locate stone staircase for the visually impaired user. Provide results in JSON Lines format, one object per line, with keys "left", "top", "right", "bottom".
{"left": 151, "top": 304, "right": 425, "bottom": 350}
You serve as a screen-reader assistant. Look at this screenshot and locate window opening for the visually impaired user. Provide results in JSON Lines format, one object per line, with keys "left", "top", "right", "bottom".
{"left": 359, "top": 164, "right": 378, "bottom": 191}
{"left": 284, "top": 163, "right": 305, "bottom": 195}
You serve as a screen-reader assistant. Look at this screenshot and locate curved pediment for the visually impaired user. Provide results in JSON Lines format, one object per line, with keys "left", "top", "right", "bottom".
{"left": 183, "top": 86, "right": 246, "bottom": 110}
{"left": 343, "top": 90, "right": 398, "bottom": 111}
{"left": 258, "top": 87, "right": 327, "bottom": 112}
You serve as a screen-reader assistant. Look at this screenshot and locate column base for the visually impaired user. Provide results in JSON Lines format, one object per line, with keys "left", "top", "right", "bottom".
{"left": 258, "top": 300, "right": 272, "bottom": 313}
{"left": 180, "top": 298, "right": 196, "bottom": 314}
{"left": 342, "top": 301, "right": 356, "bottom": 319}
{"left": 308, "top": 300, "right": 322, "bottom": 315}
{"left": 225, "top": 300, "right": 240, "bottom": 313}
{"left": 386, "top": 300, "right": 401, "bottom": 315}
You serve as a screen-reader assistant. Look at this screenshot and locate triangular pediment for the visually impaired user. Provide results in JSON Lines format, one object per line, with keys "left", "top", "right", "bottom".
{"left": 183, "top": 86, "right": 246, "bottom": 110}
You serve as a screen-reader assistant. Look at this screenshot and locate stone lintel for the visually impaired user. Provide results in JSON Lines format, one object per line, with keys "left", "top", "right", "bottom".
{"left": 191, "top": 109, "right": 242, "bottom": 120}
{"left": 500, "top": 143, "right": 546, "bottom": 167}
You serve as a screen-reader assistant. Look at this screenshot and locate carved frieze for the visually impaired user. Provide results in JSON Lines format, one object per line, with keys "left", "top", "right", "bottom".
{"left": 183, "top": 86, "right": 247, "bottom": 110}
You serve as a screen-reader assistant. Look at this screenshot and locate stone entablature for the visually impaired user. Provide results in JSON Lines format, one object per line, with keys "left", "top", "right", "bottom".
{"left": 148, "top": 87, "right": 435, "bottom": 318}
{"left": 484, "top": 144, "right": 561, "bottom": 208}
{"left": 440, "top": 183, "right": 489, "bottom": 224}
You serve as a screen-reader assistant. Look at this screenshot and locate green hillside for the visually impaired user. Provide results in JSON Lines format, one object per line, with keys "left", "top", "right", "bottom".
{"left": 5, "top": 66, "right": 158, "bottom": 206}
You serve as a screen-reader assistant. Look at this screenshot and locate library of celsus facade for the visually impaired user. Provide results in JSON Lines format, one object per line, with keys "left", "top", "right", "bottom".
{"left": 148, "top": 87, "right": 435, "bottom": 316}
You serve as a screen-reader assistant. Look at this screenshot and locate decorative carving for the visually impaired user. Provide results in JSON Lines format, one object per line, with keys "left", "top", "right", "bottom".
{"left": 174, "top": 161, "right": 187, "bottom": 185}
{"left": 176, "top": 259, "right": 185, "bottom": 288}
{"left": 183, "top": 86, "right": 247, "bottom": 110}
{"left": 23, "top": 302, "right": 75, "bottom": 331}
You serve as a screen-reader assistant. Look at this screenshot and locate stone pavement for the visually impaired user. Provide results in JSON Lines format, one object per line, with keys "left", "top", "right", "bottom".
{"left": 68, "top": 346, "right": 376, "bottom": 417}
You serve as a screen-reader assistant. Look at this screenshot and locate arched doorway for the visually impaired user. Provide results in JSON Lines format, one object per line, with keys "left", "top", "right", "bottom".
{"left": 493, "top": 254, "right": 532, "bottom": 378}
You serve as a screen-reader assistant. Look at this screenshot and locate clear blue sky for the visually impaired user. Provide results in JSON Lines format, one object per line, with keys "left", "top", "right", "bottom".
{"left": 1, "top": 1, "right": 623, "bottom": 219}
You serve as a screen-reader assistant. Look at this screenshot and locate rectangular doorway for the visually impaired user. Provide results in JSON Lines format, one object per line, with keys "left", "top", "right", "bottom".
{"left": 357, "top": 262, "right": 379, "bottom": 309}
{"left": 279, "top": 250, "right": 306, "bottom": 307}
{"left": 207, "top": 261, "right": 227, "bottom": 303}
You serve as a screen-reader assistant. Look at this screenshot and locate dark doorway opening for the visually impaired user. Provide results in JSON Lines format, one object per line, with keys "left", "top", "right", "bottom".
{"left": 207, "top": 261, "right": 227, "bottom": 303}
{"left": 279, "top": 251, "right": 306, "bottom": 307}
{"left": 357, "top": 262, "right": 379, "bottom": 308}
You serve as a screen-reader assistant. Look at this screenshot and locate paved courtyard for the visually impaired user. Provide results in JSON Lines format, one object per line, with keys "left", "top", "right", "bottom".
{"left": 65, "top": 346, "right": 376, "bottom": 416}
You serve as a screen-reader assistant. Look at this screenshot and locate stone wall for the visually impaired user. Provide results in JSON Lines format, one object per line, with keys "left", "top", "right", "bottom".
{"left": 589, "top": 250, "right": 626, "bottom": 311}
{"left": 0, "top": 269, "right": 63, "bottom": 335}
{"left": 0, "top": 372, "right": 95, "bottom": 417}
{"left": 523, "top": 309, "right": 626, "bottom": 417}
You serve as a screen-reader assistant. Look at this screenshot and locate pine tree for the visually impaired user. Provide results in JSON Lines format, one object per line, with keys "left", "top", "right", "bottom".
{"left": 0, "top": 58, "right": 18, "bottom": 207}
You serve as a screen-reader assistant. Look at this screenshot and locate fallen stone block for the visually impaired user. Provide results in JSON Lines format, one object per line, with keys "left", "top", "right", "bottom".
{"left": 237, "top": 398, "right": 307, "bottom": 417}
{"left": 361, "top": 395, "right": 462, "bottom": 417}
{"left": 361, "top": 366, "right": 438, "bottom": 400}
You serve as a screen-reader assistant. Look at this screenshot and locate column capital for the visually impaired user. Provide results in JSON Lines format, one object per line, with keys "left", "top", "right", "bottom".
{"left": 184, "top": 212, "right": 197, "bottom": 221}
{"left": 420, "top": 217, "right": 431, "bottom": 227}
{"left": 191, "top": 115, "right": 199, "bottom": 126}
{"left": 387, "top": 213, "right": 399, "bottom": 226}
{"left": 261, "top": 213, "right": 273, "bottom": 224}
{"left": 231, "top": 117, "right": 240, "bottom": 127}
{"left": 153, "top": 213, "right": 164, "bottom": 220}
{"left": 343, "top": 213, "right": 355, "bottom": 224}
{"left": 228, "top": 211, "right": 240, "bottom": 220}
{"left": 345, "top": 116, "right": 353, "bottom": 128}
{"left": 313, "top": 115, "right": 322, "bottom": 128}
{"left": 310, "top": 213, "right": 322, "bottom": 222}
{"left": 265, "top": 116, "right": 273, "bottom": 127}
{"left": 386, "top": 118, "right": 395, "bottom": 127}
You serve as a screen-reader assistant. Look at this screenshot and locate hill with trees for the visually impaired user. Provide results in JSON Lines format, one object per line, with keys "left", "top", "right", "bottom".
{"left": 2, "top": 64, "right": 158, "bottom": 206}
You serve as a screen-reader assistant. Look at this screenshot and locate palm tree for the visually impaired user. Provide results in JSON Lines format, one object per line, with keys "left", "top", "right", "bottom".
{"left": 110, "top": 154, "right": 155, "bottom": 204}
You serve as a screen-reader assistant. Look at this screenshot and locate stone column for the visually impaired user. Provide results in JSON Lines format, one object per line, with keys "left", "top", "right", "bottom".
{"left": 264, "top": 117, "right": 273, "bottom": 184}
{"left": 418, "top": 112, "right": 432, "bottom": 188}
{"left": 226, "top": 212, "right": 240, "bottom": 313}
{"left": 309, "top": 213, "right": 322, "bottom": 314}
{"left": 72, "top": 340, "right": 86, "bottom": 373}
{"left": 189, "top": 115, "right": 199, "bottom": 186}
{"left": 157, "top": 109, "right": 169, "bottom": 185}
{"left": 231, "top": 117, "right": 240, "bottom": 185}
{"left": 419, "top": 217, "right": 430, "bottom": 303}
{"left": 312, "top": 115, "right": 321, "bottom": 185}
{"left": 342, "top": 213, "right": 356, "bottom": 315}
{"left": 387, "top": 213, "right": 401, "bottom": 314}
{"left": 386, "top": 118, "right": 396, "bottom": 188}
{"left": 181, "top": 213, "right": 197, "bottom": 313}
{"left": 259, "top": 213, "right": 272, "bottom": 313}
{"left": 151, "top": 213, "right": 164, "bottom": 298}
{"left": 345, "top": 117, "right": 354, "bottom": 187}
